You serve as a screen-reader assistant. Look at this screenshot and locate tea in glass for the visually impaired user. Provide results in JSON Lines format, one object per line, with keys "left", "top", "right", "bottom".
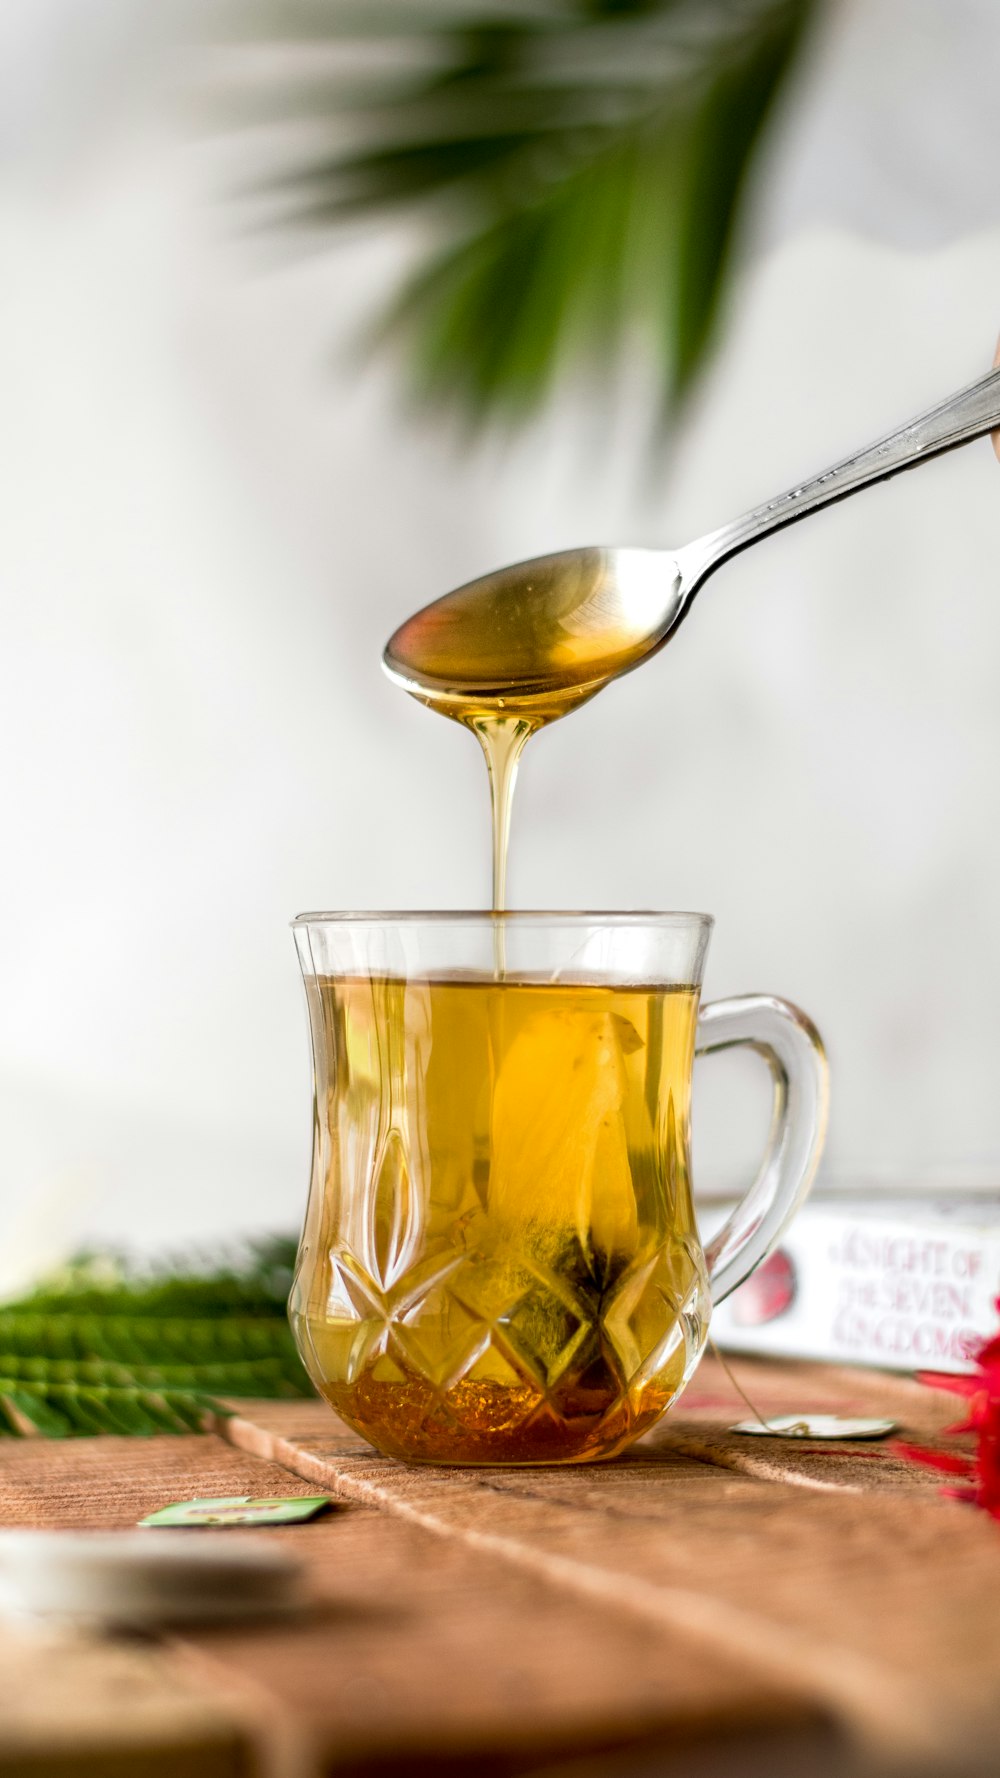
{"left": 291, "top": 972, "right": 707, "bottom": 1464}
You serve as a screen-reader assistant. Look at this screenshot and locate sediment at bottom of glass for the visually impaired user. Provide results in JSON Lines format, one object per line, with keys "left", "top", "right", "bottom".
{"left": 295, "top": 1318, "right": 706, "bottom": 1464}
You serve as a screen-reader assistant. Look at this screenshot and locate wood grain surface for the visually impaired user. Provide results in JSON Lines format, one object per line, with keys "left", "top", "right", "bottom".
{"left": 1, "top": 1355, "right": 997, "bottom": 1778}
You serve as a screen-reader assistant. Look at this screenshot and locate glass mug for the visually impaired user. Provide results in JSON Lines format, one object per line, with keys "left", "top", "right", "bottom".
{"left": 289, "top": 913, "right": 827, "bottom": 1465}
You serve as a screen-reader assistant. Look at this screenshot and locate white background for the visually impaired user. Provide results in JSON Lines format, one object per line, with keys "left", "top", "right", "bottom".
{"left": 2, "top": 0, "right": 1000, "bottom": 1292}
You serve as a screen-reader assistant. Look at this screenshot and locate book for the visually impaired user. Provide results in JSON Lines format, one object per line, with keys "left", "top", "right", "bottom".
{"left": 700, "top": 1189, "right": 1000, "bottom": 1375}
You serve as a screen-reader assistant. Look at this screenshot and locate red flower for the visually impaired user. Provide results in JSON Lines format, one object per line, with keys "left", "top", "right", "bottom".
{"left": 895, "top": 1297, "right": 1000, "bottom": 1522}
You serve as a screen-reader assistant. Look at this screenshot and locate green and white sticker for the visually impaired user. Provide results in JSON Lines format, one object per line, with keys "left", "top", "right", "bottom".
{"left": 139, "top": 1495, "right": 333, "bottom": 1528}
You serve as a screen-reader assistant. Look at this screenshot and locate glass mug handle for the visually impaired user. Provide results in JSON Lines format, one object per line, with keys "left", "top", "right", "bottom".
{"left": 696, "top": 995, "right": 829, "bottom": 1304}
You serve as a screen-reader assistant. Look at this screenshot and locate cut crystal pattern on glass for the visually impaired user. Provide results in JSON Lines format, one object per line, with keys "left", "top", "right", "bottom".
{"left": 603, "top": 1238, "right": 705, "bottom": 1392}
{"left": 291, "top": 967, "right": 715, "bottom": 1464}
{"left": 310, "top": 1232, "right": 709, "bottom": 1462}
{"left": 396, "top": 1282, "right": 491, "bottom": 1396}
{"left": 499, "top": 1271, "right": 590, "bottom": 1391}
{"left": 369, "top": 1128, "right": 415, "bottom": 1290}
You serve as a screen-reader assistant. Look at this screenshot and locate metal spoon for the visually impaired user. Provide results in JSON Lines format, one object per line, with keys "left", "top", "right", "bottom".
{"left": 384, "top": 365, "right": 1000, "bottom": 707}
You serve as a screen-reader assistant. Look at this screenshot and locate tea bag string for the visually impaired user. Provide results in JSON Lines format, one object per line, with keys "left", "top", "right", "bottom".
{"left": 708, "top": 1337, "right": 810, "bottom": 1437}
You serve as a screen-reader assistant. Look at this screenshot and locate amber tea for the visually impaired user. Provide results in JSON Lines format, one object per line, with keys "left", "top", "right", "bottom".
{"left": 290, "top": 971, "right": 709, "bottom": 1465}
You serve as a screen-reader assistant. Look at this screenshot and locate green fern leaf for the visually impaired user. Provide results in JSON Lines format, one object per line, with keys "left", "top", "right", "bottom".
{"left": 0, "top": 1382, "right": 217, "bottom": 1438}
{"left": 0, "top": 1389, "right": 74, "bottom": 1437}
{"left": 0, "top": 1236, "right": 313, "bottom": 1437}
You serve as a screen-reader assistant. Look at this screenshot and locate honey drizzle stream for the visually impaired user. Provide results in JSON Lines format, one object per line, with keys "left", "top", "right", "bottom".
{"left": 467, "top": 714, "right": 537, "bottom": 975}
{"left": 469, "top": 715, "right": 536, "bottom": 913}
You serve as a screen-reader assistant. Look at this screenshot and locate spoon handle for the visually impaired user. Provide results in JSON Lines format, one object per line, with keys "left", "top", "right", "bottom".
{"left": 678, "top": 363, "right": 1000, "bottom": 592}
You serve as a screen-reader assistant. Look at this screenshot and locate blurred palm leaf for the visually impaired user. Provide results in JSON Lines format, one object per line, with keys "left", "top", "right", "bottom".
{"left": 0, "top": 1236, "right": 314, "bottom": 1437}
{"left": 218, "top": 0, "right": 818, "bottom": 425}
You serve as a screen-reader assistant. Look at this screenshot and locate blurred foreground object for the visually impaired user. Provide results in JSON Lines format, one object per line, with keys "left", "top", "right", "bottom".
{"left": 896, "top": 1302, "right": 1000, "bottom": 1525}
{"left": 0, "top": 1237, "right": 312, "bottom": 1437}
{"left": 226, "top": 0, "right": 818, "bottom": 427}
{"left": 0, "top": 1531, "right": 305, "bottom": 1630}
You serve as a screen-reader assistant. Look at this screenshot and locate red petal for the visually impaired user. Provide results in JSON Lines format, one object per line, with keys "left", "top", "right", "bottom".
{"left": 891, "top": 1441, "right": 974, "bottom": 1477}
{"left": 916, "top": 1371, "right": 978, "bottom": 1396}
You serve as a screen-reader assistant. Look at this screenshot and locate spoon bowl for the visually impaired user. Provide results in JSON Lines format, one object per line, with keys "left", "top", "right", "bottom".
{"left": 383, "top": 546, "right": 683, "bottom": 713}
